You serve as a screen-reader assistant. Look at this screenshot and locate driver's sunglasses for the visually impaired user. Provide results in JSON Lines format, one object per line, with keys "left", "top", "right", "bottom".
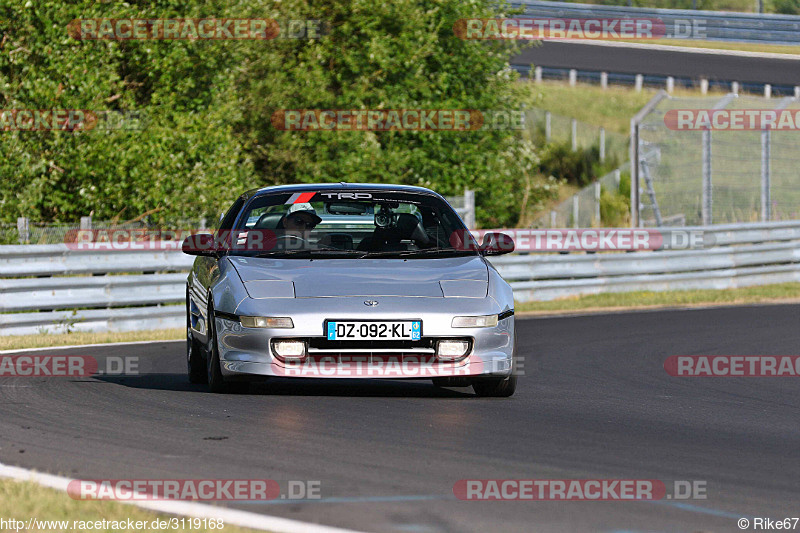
{"left": 288, "top": 218, "right": 316, "bottom": 229}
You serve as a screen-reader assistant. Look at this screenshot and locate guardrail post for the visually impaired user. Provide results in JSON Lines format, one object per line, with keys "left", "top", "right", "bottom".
{"left": 666, "top": 76, "right": 674, "bottom": 94}
{"left": 80, "top": 216, "right": 92, "bottom": 230}
{"left": 545, "top": 111, "right": 551, "bottom": 142}
{"left": 702, "top": 128, "right": 713, "bottom": 225}
{"left": 601, "top": 72, "right": 608, "bottom": 90}
{"left": 764, "top": 84, "right": 772, "bottom": 99}
{"left": 463, "top": 189, "right": 476, "bottom": 230}
{"left": 534, "top": 66, "right": 542, "bottom": 83}
{"left": 599, "top": 127, "right": 606, "bottom": 162}
{"left": 594, "top": 181, "right": 601, "bottom": 225}
{"left": 635, "top": 74, "right": 643, "bottom": 92}
{"left": 572, "top": 196, "right": 579, "bottom": 228}
{"left": 761, "top": 127, "right": 771, "bottom": 222}
{"left": 569, "top": 69, "right": 577, "bottom": 87}
{"left": 16, "top": 217, "right": 29, "bottom": 244}
{"left": 571, "top": 119, "right": 577, "bottom": 151}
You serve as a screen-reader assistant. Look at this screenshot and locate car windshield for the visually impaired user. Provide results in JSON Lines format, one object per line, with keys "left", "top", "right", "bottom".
{"left": 225, "top": 189, "right": 475, "bottom": 259}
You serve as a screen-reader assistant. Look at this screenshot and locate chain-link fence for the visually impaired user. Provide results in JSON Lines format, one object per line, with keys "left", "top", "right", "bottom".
{"left": 532, "top": 167, "right": 626, "bottom": 228}
{"left": 525, "top": 108, "right": 628, "bottom": 165}
{"left": 633, "top": 92, "right": 800, "bottom": 226}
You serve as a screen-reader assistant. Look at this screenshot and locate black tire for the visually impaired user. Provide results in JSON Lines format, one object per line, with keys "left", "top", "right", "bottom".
{"left": 472, "top": 375, "right": 517, "bottom": 397}
{"left": 206, "top": 305, "right": 228, "bottom": 393}
{"left": 187, "top": 296, "right": 207, "bottom": 384}
{"left": 206, "top": 304, "right": 249, "bottom": 394}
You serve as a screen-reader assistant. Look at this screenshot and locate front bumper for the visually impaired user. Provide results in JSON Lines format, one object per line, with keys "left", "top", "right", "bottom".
{"left": 215, "top": 296, "right": 514, "bottom": 380}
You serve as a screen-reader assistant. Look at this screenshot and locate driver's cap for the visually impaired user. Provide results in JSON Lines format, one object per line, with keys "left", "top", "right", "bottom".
{"left": 286, "top": 202, "right": 322, "bottom": 224}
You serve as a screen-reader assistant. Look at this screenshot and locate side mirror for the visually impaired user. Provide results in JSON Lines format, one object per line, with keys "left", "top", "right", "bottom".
{"left": 182, "top": 233, "right": 218, "bottom": 256}
{"left": 480, "top": 232, "right": 515, "bottom": 256}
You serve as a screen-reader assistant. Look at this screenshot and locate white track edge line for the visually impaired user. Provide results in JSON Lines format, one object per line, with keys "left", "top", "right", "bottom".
{"left": 0, "top": 463, "right": 363, "bottom": 533}
{"left": 558, "top": 38, "right": 800, "bottom": 60}
{"left": 0, "top": 339, "right": 183, "bottom": 354}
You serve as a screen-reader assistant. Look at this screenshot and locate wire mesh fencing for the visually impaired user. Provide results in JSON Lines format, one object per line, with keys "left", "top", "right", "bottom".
{"left": 634, "top": 93, "right": 800, "bottom": 226}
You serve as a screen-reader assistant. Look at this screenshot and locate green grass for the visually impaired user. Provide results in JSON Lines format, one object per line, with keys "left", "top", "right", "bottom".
{"left": 0, "top": 479, "right": 264, "bottom": 533}
{"left": 523, "top": 81, "right": 656, "bottom": 135}
{"left": 0, "top": 328, "right": 183, "bottom": 351}
{"left": 516, "top": 282, "right": 800, "bottom": 314}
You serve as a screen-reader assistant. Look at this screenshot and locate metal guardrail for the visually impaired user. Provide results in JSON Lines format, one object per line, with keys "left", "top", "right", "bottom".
{"left": 512, "top": 0, "right": 800, "bottom": 44}
{"left": 0, "top": 221, "right": 798, "bottom": 335}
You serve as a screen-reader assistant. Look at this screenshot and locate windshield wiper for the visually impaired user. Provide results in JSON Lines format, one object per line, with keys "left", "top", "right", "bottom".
{"left": 357, "top": 248, "right": 475, "bottom": 258}
{"left": 251, "top": 248, "right": 363, "bottom": 258}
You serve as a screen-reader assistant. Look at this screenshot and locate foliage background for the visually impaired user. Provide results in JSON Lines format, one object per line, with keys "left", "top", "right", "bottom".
{"left": 0, "top": 0, "right": 553, "bottom": 228}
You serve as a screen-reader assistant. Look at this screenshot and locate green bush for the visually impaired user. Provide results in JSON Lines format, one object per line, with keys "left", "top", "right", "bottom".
{"left": 599, "top": 172, "right": 631, "bottom": 227}
{"left": 536, "top": 140, "right": 619, "bottom": 188}
{"left": 0, "top": 0, "right": 548, "bottom": 229}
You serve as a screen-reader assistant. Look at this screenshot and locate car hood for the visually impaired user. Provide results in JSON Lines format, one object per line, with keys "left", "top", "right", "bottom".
{"left": 228, "top": 255, "right": 488, "bottom": 298}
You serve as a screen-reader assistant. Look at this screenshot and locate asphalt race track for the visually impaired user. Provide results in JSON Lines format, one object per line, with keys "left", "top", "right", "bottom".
{"left": 2, "top": 303, "right": 799, "bottom": 532}
{"left": 512, "top": 41, "right": 800, "bottom": 86}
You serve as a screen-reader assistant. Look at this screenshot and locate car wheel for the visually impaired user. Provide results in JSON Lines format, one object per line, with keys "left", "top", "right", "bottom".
{"left": 187, "top": 307, "right": 207, "bottom": 384}
{"left": 186, "top": 327, "right": 208, "bottom": 383}
{"left": 472, "top": 375, "right": 517, "bottom": 397}
{"left": 206, "top": 305, "right": 228, "bottom": 393}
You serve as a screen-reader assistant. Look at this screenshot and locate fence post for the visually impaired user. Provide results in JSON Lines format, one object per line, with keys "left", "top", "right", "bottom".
{"left": 571, "top": 118, "right": 577, "bottom": 151}
{"left": 550, "top": 210, "right": 556, "bottom": 227}
{"left": 534, "top": 66, "right": 542, "bottom": 83}
{"left": 463, "top": 189, "right": 476, "bottom": 229}
{"left": 545, "top": 111, "right": 551, "bottom": 142}
{"left": 614, "top": 169, "right": 621, "bottom": 191}
{"left": 666, "top": 76, "right": 674, "bottom": 94}
{"left": 572, "top": 196, "right": 579, "bottom": 228}
{"left": 594, "top": 181, "right": 601, "bottom": 225}
{"left": 764, "top": 84, "right": 772, "bottom": 98}
{"left": 599, "top": 127, "right": 606, "bottom": 162}
{"left": 702, "top": 129, "right": 712, "bottom": 225}
{"left": 700, "top": 78, "right": 709, "bottom": 95}
{"left": 761, "top": 127, "right": 771, "bottom": 222}
{"left": 635, "top": 74, "right": 643, "bottom": 92}
{"left": 600, "top": 72, "right": 608, "bottom": 90}
{"left": 80, "top": 216, "right": 92, "bottom": 230}
{"left": 795, "top": 86, "right": 800, "bottom": 99}
{"left": 569, "top": 69, "right": 577, "bottom": 87}
{"left": 732, "top": 81, "right": 739, "bottom": 95}
{"left": 17, "top": 217, "right": 29, "bottom": 244}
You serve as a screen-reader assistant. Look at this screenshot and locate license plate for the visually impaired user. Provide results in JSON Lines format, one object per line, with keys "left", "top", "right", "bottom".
{"left": 326, "top": 320, "right": 422, "bottom": 341}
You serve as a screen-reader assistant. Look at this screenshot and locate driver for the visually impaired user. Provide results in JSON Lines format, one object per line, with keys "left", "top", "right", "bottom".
{"left": 279, "top": 203, "right": 322, "bottom": 233}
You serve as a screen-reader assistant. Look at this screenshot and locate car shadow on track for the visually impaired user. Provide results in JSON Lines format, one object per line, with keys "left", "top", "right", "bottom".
{"left": 95, "top": 373, "right": 475, "bottom": 398}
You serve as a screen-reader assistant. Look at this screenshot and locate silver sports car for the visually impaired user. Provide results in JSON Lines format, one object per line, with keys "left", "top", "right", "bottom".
{"left": 183, "top": 183, "right": 517, "bottom": 396}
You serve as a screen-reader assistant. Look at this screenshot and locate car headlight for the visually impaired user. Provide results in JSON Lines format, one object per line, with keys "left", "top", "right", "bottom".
{"left": 451, "top": 314, "right": 498, "bottom": 328}
{"left": 436, "top": 340, "right": 471, "bottom": 360}
{"left": 240, "top": 316, "right": 294, "bottom": 328}
{"left": 271, "top": 340, "right": 306, "bottom": 360}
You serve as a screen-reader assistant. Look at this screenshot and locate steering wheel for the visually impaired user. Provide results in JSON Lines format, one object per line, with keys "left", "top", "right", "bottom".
{"left": 275, "top": 234, "right": 308, "bottom": 248}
